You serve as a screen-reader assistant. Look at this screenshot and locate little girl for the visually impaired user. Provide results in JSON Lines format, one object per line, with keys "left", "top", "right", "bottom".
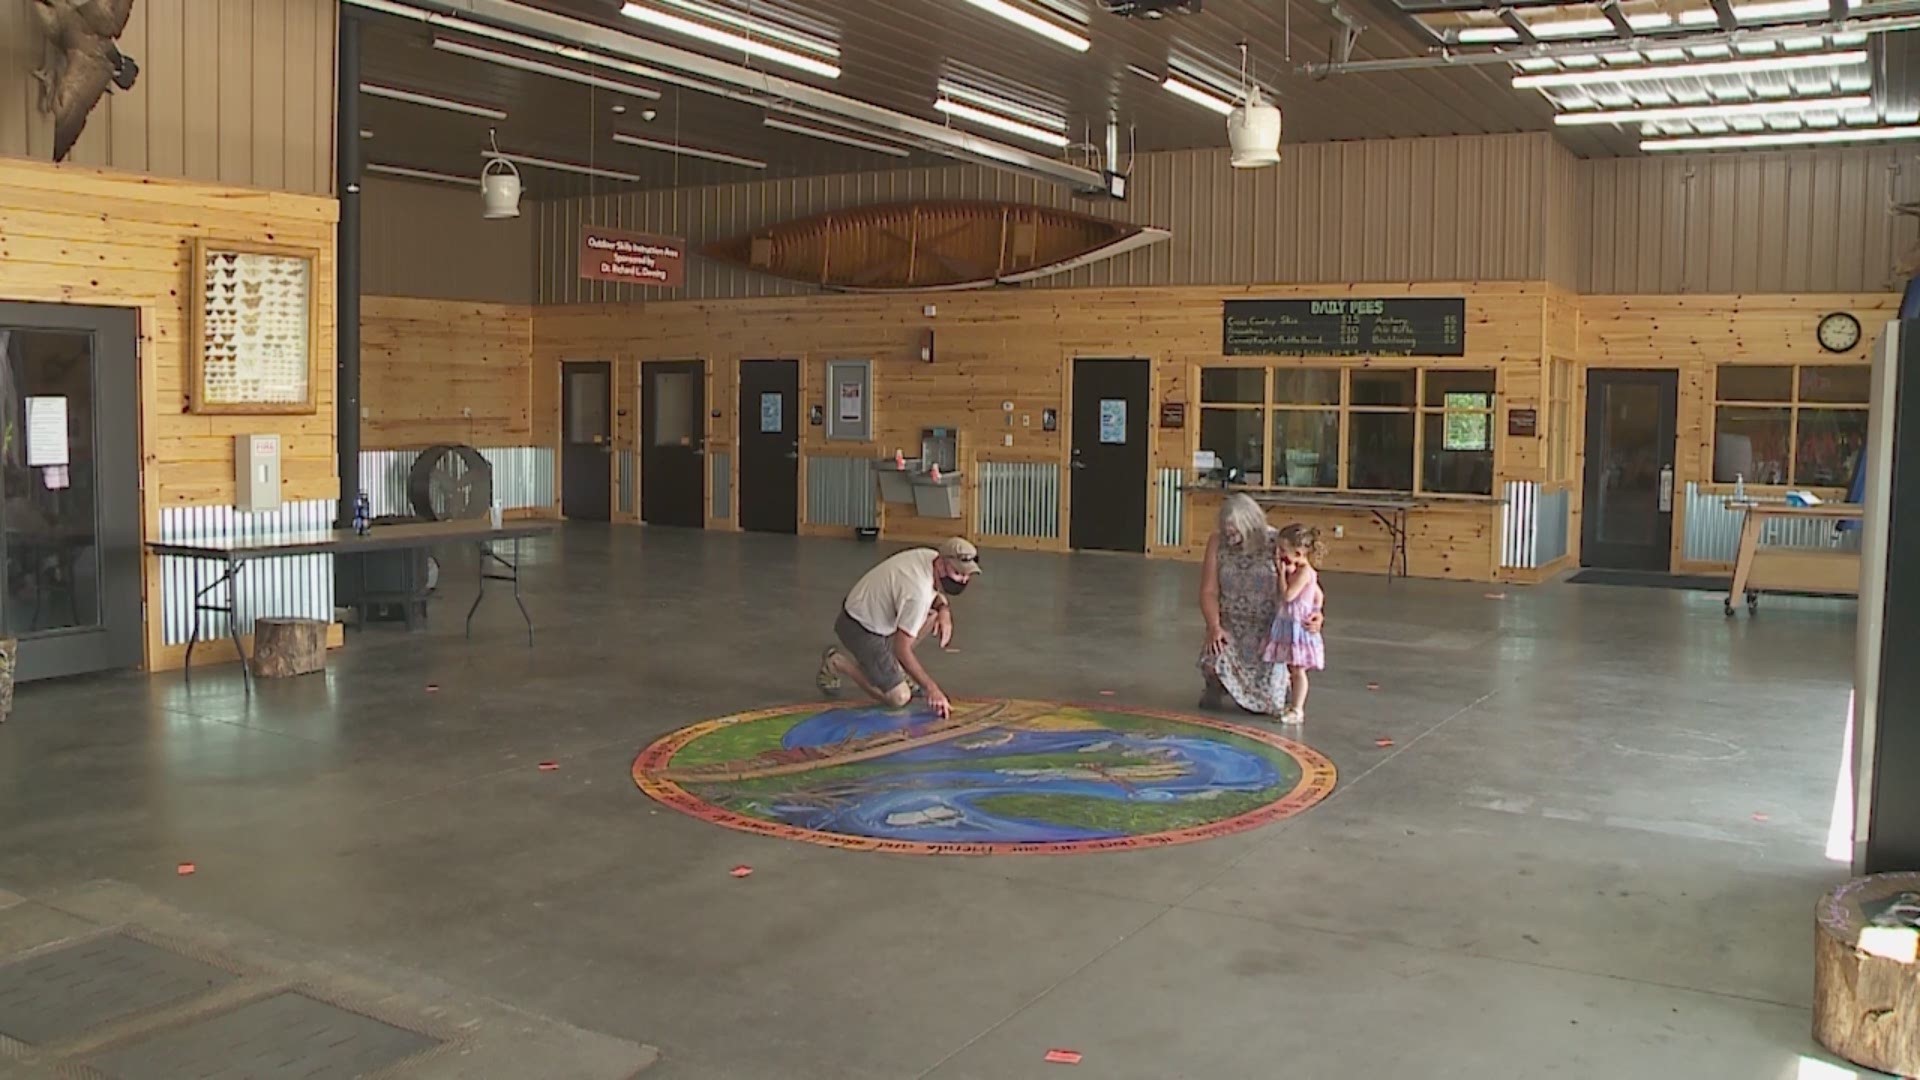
{"left": 1263, "top": 523, "right": 1327, "bottom": 725}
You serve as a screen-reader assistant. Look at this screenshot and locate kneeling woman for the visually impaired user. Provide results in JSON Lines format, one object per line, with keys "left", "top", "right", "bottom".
{"left": 1197, "top": 493, "right": 1325, "bottom": 715}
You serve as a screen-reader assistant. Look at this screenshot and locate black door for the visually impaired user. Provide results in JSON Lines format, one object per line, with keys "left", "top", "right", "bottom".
{"left": 0, "top": 303, "right": 142, "bottom": 681}
{"left": 642, "top": 360, "right": 706, "bottom": 528}
{"left": 738, "top": 359, "right": 799, "bottom": 533}
{"left": 1069, "top": 358, "right": 1151, "bottom": 553}
{"left": 1581, "top": 369, "right": 1679, "bottom": 571}
{"left": 562, "top": 361, "right": 612, "bottom": 521}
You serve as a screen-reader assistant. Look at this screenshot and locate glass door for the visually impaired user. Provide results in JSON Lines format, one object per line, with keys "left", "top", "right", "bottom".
{"left": 1580, "top": 369, "right": 1679, "bottom": 571}
{"left": 0, "top": 303, "right": 142, "bottom": 681}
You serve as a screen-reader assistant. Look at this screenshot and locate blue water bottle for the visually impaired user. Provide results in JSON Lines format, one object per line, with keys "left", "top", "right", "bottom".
{"left": 353, "top": 491, "right": 371, "bottom": 536}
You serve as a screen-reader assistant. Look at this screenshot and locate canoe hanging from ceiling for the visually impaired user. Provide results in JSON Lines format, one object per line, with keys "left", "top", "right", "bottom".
{"left": 700, "top": 200, "right": 1172, "bottom": 292}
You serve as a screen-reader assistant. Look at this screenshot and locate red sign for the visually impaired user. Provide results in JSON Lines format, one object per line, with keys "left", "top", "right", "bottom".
{"left": 578, "top": 225, "right": 685, "bottom": 287}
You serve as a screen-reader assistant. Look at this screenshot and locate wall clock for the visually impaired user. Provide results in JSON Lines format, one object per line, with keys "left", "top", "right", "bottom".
{"left": 1818, "top": 311, "right": 1862, "bottom": 354}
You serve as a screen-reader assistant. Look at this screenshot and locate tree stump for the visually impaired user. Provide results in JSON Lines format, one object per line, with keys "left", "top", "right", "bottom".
{"left": 1815, "top": 871, "right": 1920, "bottom": 1076}
{"left": 249, "top": 617, "right": 327, "bottom": 679}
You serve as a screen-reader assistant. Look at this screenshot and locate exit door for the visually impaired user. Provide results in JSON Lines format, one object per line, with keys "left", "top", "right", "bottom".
{"left": 0, "top": 302, "right": 142, "bottom": 681}
{"left": 562, "top": 361, "right": 612, "bottom": 521}
{"left": 642, "top": 360, "right": 706, "bottom": 528}
{"left": 738, "top": 359, "right": 799, "bottom": 533}
{"left": 1581, "top": 369, "right": 1679, "bottom": 571}
{"left": 1069, "top": 358, "right": 1150, "bottom": 553}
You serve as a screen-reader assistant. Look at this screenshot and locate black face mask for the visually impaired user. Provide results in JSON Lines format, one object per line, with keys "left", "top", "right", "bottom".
{"left": 938, "top": 575, "right": 970, "bottom": 596}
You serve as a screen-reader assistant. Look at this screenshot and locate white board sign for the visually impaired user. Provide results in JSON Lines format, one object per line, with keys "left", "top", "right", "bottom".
{"left": 25, "top": 396, "right": 69, "bottom": 467}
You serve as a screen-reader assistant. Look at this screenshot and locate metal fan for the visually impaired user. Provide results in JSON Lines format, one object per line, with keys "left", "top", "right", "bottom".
{"left": 407, "top": 444, "right": 494, "bottom": 521}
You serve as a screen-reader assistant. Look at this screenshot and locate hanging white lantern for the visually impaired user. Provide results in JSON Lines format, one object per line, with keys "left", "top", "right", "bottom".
{"left": 480, "top": 154, "right": 521, "bottom": 219}
{"left": 1227, "top": 86, "right": 1282, "bottom": 169}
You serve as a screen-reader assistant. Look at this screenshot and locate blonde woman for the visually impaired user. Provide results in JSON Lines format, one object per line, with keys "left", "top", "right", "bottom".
{"left": 1198, "top": 493, "right": 1325, "bottom": 714}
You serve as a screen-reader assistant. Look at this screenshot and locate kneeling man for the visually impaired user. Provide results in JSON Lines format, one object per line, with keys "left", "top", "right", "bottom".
{"left": 818, "top": 537, "right": 980, "bottom": 719}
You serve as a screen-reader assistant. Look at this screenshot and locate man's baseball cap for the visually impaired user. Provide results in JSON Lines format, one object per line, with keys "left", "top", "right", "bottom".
{"left": 939, "top": 537, "right": 983, "bottom": 575}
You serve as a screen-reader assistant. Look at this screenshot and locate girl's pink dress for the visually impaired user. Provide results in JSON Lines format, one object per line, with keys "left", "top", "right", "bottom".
{"left": 1263, "top": 567, "right": 1326, "bottom": 671}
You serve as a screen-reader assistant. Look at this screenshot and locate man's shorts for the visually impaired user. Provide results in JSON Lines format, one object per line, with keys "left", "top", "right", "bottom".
{"left": 834, "top": 609, "right": 905, "bottom": 693}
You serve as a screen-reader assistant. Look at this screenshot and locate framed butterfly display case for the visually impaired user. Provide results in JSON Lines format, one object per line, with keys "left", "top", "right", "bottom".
{"left": 188, "top": 240, "right": 320, "bottom": 415}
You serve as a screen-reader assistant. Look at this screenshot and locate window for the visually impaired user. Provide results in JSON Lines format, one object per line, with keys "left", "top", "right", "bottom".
{"left": 1197, "top": 365, "right": 1497, "bottom": 496}
{"left": 1712, "top": 364, "right": 1867, "bottom": 487}
{"left": 1547, "top": 357, "right": 1575, "bottom": 484}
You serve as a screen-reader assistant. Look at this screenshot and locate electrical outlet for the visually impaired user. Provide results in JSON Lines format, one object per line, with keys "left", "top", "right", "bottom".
{"left": 1022, "top": 414, "right": 1031, "bottom": 427}
{"left": 1004, "top": 434, "right": 1014, "bottom": 447}
{"left": 1333, "top": 525, "right": 1345, "bottom": 538}
{"left": 461, "top": 406, "right": 473, "bottom": 418}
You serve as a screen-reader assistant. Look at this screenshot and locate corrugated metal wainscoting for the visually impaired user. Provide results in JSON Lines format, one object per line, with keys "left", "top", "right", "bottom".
{"left": 807, "top": 455, "right": 876, "bottom": 529}
{"left": 360, "top": 447, "right": 555, "bottom": 517}
{"left": 1500, "top": 482, "right": 1571, "bottom": 570}
{"left": 159, "top": 500, "right": 336, "bottom": 646}
{"left": 977, "top": 461, "right": 1060, "bottom": 540}
{"left": 1156, "top": 469, "right": 1185, "bottom": 548}
{"left": 1682, "top": 483, "right": 1861, "bottom": 563}
{"left": 710, "top": 451, "right": 732, "bottom": 520}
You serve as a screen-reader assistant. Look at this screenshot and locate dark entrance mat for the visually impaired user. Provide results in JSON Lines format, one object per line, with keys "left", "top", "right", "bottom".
{"left": 0, "top": 934, "right": 234, "bottom": 1046}
{"left": 88, "top": 991, "right": 440, "bottom": 1080}
{"left": 1568, "top": 569, "right": 1731, "bottom": 592}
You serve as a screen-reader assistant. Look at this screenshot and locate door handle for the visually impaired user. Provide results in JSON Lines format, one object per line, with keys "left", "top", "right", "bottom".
{"left": 1071, "top": 460, "right": 1087, "bottom": 470}
{"left": 784, "top": 452, "right": 800, "bottom": 461}
{"left": 1658, "top": 464, "right": 1675, "bottom": 512}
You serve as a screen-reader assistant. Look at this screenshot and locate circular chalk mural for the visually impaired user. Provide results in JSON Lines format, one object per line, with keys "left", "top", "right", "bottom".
{"left": 632, "top": 698, "right": 1336, "bottom": 855}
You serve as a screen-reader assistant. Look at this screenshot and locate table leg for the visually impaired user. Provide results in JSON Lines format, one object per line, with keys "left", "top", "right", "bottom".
{"left": 1728, "top": 511, "right": 1765, "bottom": 617}
{"left": 184, "top": 559, "right": 203, "bottom": 683}
{"left": 186, "top": 556, "right": 249, "bottom": 692}
{"left": 226, "top": 557, "right": 251, "bottom": 694}
{"left": 511, "top": 537, "right": 532, "bottom": 647}
{"left": 466, "top": 539, "right": 533, "bottom": 646}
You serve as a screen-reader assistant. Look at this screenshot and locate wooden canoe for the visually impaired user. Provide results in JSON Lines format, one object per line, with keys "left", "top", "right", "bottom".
{"left": 701, "top": 200, "right": 1171, "bottom": 291}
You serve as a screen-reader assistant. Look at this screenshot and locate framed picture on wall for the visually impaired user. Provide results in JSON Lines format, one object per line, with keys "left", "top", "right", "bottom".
{"left": 188, "top": 239, "right": 320, "bottom": 415}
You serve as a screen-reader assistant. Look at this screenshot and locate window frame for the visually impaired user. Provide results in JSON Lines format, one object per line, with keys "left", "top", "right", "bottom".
{"left": 1194, "top": 363, "right": 1499, "bottom": 498}
{"left": 1710, "top": 362, "right": 1869, "bottom": 489}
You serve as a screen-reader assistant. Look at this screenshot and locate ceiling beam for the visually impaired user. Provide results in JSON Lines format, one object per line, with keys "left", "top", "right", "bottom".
{"left": 1391, "top": 0, "right": 1596, "bottom": 15}
{"left": 1497, "top": 9, "right": 1539, "bottom": 45}
{"left": 343, "top": 0, "right": 1108, "bottom": 193}
{"left": 1709, "top": 0, "right": 1739, "bottom": 31}
{"left": 1600, "top": 0, "right": 1635, "bottom": 38}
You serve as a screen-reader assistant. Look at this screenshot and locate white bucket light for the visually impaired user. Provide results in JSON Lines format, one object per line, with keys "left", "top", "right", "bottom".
{"left": 480, "top": 154, "right": 521, "bottom": 219}
{"left": 1227, "top": 86, "right": 1282, "bottom": 168}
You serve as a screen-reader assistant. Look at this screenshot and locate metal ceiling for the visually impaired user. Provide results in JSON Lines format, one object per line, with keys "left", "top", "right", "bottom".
{"left": 350, "top": 0, "right": 1920, "bottom": 197}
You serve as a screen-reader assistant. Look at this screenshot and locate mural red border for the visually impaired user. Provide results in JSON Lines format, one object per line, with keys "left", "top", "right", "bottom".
{"left": 631, "top": 699, "right": 1338, "bottom": 856}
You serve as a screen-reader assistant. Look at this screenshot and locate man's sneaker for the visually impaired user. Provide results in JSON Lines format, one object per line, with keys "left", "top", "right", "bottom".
{"left": 816, "top": 647, "right": 844, "bottom": 697}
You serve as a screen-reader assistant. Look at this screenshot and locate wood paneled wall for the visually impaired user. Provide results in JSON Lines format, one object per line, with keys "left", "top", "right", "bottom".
{"left": 533, "top": 134, "right": 1565, "bottom": 303}
{"left": 361, "top": 296, "right": 533, "bottom": 449}
{"left": 1581, "top": 147, "right": 1920, "bottom": 295}
{"left": 362, "top": 178, "right": 535, "bottom": 304}
{"left": 534, "top": 282, "right": 1545, "bottom": 579}
{"left": 0, "top": 0, "right": 337, "bottom": 196}
{"left": 0, "top": 157, "right": 339, "bottom": 667}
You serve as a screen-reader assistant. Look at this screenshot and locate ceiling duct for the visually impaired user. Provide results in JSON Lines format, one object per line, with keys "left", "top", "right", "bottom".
{"left": 344, "top": 0, "right": 1107, "bottom": 193}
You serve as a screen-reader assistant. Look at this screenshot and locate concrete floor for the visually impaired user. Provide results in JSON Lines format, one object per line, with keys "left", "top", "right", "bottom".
{"left": 0, "top": 526, "right": 1874, "bottom": 1078}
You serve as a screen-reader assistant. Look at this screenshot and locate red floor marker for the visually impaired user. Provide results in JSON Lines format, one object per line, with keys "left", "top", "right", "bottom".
{"left": 1752, "top": 812, "right": 1771, "bottom": 822}
{"left": 425, "top": 684, "right": 439, "bottom": 693}
{"left": 1044, "top": 1050, "right": 1083, "bottom": 1065}
{"left": 538, "top": 761, "right": 559, "bottom": 771}
{"left": 730, "top": 865, "right": 753, "bottom": 878}
{"left": 1485, "top": 592, "right": 1508, "bottom": 600}
{"left": 1366, "top": 682, "right": 1381, "bottom": 691}
{"left": 1098, "top": 690, "right": 1116, "bottom": 697}
{"left": 176, "top": 863, "right": 196, "bottom": 876}
{"left": 1374, "top": 737, "right": 1395, "bottom": 748}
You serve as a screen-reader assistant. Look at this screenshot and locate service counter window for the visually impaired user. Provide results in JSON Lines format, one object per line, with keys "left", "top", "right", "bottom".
{"left": 1197, "top": 365, "right": 1497, "bottom": 496}
{"left": 1712, "top": 364, "right": 1868, "bottom": 487}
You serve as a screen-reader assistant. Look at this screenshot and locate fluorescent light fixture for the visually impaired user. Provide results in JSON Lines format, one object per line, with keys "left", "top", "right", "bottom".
{"left": 957, "top": 0, "right": 1089, "bottom": 52}
{"left": 935, "top": 80, "right": 1068, "bottom": 131}
{"left": 1558, "top": 94, "right": 1873, "bottom": 125}
{"left": 366, "top": 163, "right": 474, "bottom": 185}
{"left": 1642, "top": 124, "right": 1920, "bottom": 151}
{"left": 1532, "top": 12, "right": 1672, "bottom": 37}
{"left": 613, "top": 131, "right": 768, "bottom": 168}
{"left": 620, "top": 2, "right": 840, "bottom": 79}
{"left": 433, "top": 38, "right": 662, "bottom": 100}
{"left": 480, "top": 150, "right": 639, "bottom": 181}
{"left": 660, "top": 0, "right": 839, "bottom": 57}
{"left": 933, "top": 98, "right": 1070, "bottom": 147}
{"left": 359, "top": 82, "right": 506, "bottom": 120}
{"left": 1513, "top": 49, "right": 1869, "bottom": 88}
{"left": 1162, "top": 74, "right": 1234, "bottom": 116}
{"left": 1457, "top": 26, "right": 1520, "bottom": 43}
{"left": 764, "top": 117, "right": 911, "bottom": 157}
